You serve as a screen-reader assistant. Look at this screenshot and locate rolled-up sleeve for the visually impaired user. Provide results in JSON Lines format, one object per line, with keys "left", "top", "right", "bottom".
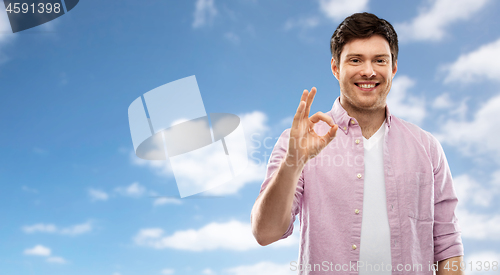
{"left": 432, "top": 137, "right": 464, "bottom": 262}
{"left": 259, "top": 129, "right": 304, "bottom": 239}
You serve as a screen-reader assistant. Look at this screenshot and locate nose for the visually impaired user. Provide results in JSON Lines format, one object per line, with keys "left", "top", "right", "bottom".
{"left": 360, "top": 62, "right": 376, "bottom": 78}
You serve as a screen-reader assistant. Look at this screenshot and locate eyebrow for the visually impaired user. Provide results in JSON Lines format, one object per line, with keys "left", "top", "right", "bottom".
{"left": 345, "top": 54, "right": 390, "bottom": 58}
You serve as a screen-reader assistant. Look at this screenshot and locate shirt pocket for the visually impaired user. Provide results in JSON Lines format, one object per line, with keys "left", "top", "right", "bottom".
{"left": 405, "top": 172, "right": 433, "bottom": 221}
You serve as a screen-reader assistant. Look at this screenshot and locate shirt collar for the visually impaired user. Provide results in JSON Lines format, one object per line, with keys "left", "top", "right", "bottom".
{"left": 329, "top": 97, "right": 393, "bottom": 135}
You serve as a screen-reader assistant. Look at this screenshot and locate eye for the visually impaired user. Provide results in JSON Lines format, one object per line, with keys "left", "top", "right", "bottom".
{"left": 350, "top": 58, "right": 361, "bottom": 63}
{"left": 376, "top": 59, "right": 388, "bottom": 64}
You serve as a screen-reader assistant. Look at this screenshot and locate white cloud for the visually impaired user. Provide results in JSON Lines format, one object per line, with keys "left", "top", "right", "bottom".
{"left": 318, "top": 0, "right": 369, "bottom": 21}
{"left": 449, "top": 98, "right": 469, "bottom": 120}
{"left": 279, "top": 116, "right": 293, "bottom": 128}
{"left": 153, "top": 197, "right": 182, "bottom": 206}
{"left": 46, "top": 256, "right": 66, "bottom": 264}
{"left": 95, "top": 180, "right": 182, "bottom": 206}
{"left": 285, "top": 0, "right": 367, "bottom": 35}
{"left": 161, "top": 268, "right": 175, "bottom": 275}
{"left": 465, "top": 251, "right": 500, "bottom": 274}
{"left": 396, "top": 0, "right": 491, "bottom": 42}
{"left": 22, "top": 185, "right": 38, "bottom": 193}
{"left": 283, "top": 17, "right": 320, "bottom": 32}
{"left": 203, "top": 161, "right": 266, "bottom": 196}
{"left": 88, "top": 188, "right": 109, "bottom": 201}
{"left": 386, "top": 75, "right": 426, "bottom": 125}
{"left": 453, "top": 172, "right": 500, "bottom": 240}
{"left": 130, "top": 149, "right": 171, "bottom": 177}
{"left": 134, "top": 220, "right": 298, "bottom": 251}
{"left": 224, "top": 32, "right": 240, "bottom": 44}
{"left": 59, "top": 222, "right": 93, "bottom": 236}
{"left": 24, "top": 245, "right": 68, "bottom": 264}
{"left": 0, "top": 5, "right": 14, "bottom": 64}
{"left": 224, "top": 261, "right": 292, "bottom": 275}
{"left": 432, "top": 94, "right": 469, "bottom": 122}
{"left": 456, "top": 206, "right": 500, "bottom": 240}
{"left": 22, "top": 224, "right": 57, "bottom": 234}
{"left": 202, "top": 268, "right": 216, "bottom": 275}
{"left": 436, "top": 95, "right": 500, "bottom": 240}
{"left": 442, "top": 38, "right": 500, "bottom": 84}
{"left": 192, "top": 0, "right": 217, "bottom": 29}
{"left": 240, "top": 111, "right": 269, "bottom": 142}
{"left": 24, "top": 245, "right": 51, "bottom": 256}
{"left": 165, "top": 142, "right": 243, "bottom": 197}
{"left": 454, "top": 174, "right": 498, "bottom": 208}
{"left": 0, "top": 7, "right": 11, "bottom": 39}
{"left": 22, "top": 221, "right": 93, "bottom": 236}
{"left": 432, "top": 93, "right": 453, "bottom": 109}
{"left": 435, "top": 94, "right": 500, "bottom": 158}
{"left": 115, "top": 182, "right": 146, "bottom": 197}
{"left": 91, "top": 181, "right": 179, "bottom": 206}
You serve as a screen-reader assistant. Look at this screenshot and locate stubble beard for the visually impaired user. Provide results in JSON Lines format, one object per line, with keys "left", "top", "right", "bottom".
{"left": 340, "top": 79, "right": 391, "bottom": 115}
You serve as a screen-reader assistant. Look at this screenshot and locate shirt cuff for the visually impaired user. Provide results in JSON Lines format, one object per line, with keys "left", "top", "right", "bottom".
{"left": 434, "top": 232, "right": 464, "bottom": 262}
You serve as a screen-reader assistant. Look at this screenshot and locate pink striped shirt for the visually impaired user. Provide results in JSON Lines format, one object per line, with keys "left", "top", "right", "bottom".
{"left": 260, "top": 97, "right": 463, "bottom": 274}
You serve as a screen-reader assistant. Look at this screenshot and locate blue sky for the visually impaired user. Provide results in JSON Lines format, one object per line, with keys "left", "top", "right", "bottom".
{"left": 1, "top": 0, "right": 500, "bottom": 274}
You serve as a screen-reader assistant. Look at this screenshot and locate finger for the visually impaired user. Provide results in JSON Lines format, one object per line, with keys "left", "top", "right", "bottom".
{"left": 321, "top": 124, "right": 338, "bottom": 143}
{"left": 300, "top": 89, "right": 308, "bottom": 102}
{"left": 309, "top": 111, "right": 335, "bottom": 126}
{"left": 291, "top": 91, "right": 308, "bottom": 129}
{"left": 304, "top": 87, "right": 316, "bottom": 118}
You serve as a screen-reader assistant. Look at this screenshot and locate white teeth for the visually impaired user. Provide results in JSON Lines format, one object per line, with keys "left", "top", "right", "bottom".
{"left": 358, "top": 83, "right": 376, "bottom": 88}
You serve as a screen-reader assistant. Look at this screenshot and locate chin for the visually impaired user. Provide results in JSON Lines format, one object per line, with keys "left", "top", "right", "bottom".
{"left": 356, "top": 98, "right": 383, "bottom": 110}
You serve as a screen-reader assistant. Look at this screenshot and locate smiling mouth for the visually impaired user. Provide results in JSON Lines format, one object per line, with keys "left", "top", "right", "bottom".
{"left": 355, "top": 83, "right": 380, "bottom": 89}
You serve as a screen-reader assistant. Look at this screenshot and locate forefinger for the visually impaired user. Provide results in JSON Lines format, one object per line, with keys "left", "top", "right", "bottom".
{"left": 309, "top": 111, "right": 335, "bottom": 127}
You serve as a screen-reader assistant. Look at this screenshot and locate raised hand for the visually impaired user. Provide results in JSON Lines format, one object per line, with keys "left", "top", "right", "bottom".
{"left": 285, "top": 87, "right": 338, "bottom": 167}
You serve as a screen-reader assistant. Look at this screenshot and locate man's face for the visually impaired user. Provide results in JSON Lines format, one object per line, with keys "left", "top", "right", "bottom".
{"left": 331, "top": 35, "right": 397, "bottom": 112}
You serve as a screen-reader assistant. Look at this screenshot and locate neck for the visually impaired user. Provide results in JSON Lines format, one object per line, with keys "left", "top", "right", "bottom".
{"left": 339, "top": 98, "right": 386, "bottom": 139}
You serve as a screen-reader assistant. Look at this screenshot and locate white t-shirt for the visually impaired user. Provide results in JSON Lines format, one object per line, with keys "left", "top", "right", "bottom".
{"left": 358, "top": 122, "right": 392, "bottom": 274}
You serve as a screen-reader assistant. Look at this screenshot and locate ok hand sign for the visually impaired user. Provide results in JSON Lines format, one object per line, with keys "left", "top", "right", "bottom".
{"left": 285, "top": 87, "right": 338, "bottom": 167}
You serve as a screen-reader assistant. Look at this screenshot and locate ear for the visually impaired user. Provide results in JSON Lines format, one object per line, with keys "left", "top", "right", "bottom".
{"left": 331, "top": 57, "right": 340, "bottom": 80}
{"left": 391, "top": 60, "right": 398, "bottom": 79}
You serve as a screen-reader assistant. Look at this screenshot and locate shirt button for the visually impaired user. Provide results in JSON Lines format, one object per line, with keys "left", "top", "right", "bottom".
{"left": 352, "top": 244, "right": 357, "bottom": 250}
{"left": 355, "top": 209, "right": 360, "bottom": 214}
{"left": 351, "top": 120, "right": 356, "bottom": 124}
{"left": 357, "top": 173, "right": 362, "bottom": 179}
{"left": 343, "top": 126, "right": 347, "bottom": 131}
{"left": 355, "top": 139, "right": 360, "bottom": 144}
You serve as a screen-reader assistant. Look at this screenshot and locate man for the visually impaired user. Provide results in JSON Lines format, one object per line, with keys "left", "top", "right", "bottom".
{"left": 251, "top": 13, "right": 464, "bottom": 275}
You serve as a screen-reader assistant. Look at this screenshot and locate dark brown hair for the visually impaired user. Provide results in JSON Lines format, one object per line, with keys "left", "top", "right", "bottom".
{"left": 330, "top": 12, "right": 398, "bottom": 68}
